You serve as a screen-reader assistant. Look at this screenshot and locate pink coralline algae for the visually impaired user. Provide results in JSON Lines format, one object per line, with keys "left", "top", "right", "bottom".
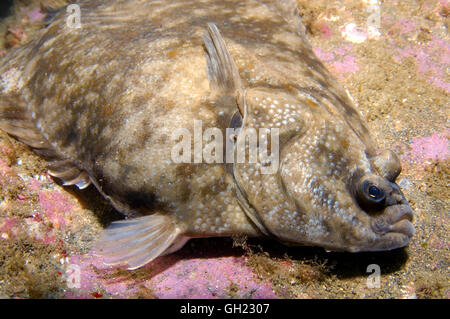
{"left": 389, "top": 19, "right": 417, "bottom": 35}
{"left": 65, "top": 253, "right": 277, "bottom": 299}
{"left": 0, "top": 217, "right": 18, "bottom": 237}
{"left": 149, "top": 256, "right": 276, "bottom": 298}
{"left": 313, "top": 46, "right": 359, "bottom": 76}
{"left": 313, "top": 47, "right": 335, "bottom": 63}
{"left": 38, "top": 191, "right": 73, "bottom": 230}
{"left": 27, "top": 9, "right": 45, "bottom": 22}
{"left": 331, "top": 55, "right": 359, "bottom": 74}
{"left": 315, "top": 22, "right": 333, "bottom": 39}
{"left": 408, "top": 131, "right": 449, "bottom": 165}
{"left": 392, "top": 34, "right": 450, "bottom": 92}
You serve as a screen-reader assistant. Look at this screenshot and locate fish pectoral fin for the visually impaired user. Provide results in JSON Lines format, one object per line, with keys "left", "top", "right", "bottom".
{"left": 203, "top": 22, "right": 244, "bottom": 113}
{"left": 0, "top": 93, "right": 91, "bottom": 190}
{"left": 92, "top": 214, "right": 185, "bottom": 270}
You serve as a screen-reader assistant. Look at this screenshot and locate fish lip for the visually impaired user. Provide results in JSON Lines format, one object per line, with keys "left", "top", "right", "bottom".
{"left": 351, "top": 205, "right": 415, "bottom": 252}
{"left": 371, "top": 204, "right": 415, "bottom": 238}
{"left": 368, "top": 231, "right": 413, "bottom": 251}
{"left": 317, "top": 205, "right": 415, "bottom": 253}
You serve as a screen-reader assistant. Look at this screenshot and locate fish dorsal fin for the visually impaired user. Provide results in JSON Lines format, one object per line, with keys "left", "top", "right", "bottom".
{"left": 0, "top": 92, "right": 91, "bottom": 189}
{"left": 203, "top": 22, "right": 244, "bottom": 115}
{"left": 203, "top": 23, "right": 269, "bottom": 236}
{"left": 93, "top": 214, "right": 185, "bottom": 270}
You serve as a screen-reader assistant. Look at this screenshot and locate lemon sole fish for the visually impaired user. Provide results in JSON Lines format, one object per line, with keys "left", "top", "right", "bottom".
{"left": 0, "top": 0, "right": 414, "bottom": 270}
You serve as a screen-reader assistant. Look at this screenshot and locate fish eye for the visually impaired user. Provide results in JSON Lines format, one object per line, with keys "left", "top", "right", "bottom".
{"left": 362, "top": 181, "right": 385, "bottom": 203}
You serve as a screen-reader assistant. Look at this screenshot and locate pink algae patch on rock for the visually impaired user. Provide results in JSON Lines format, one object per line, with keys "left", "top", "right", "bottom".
{"left": 38, "top": 191, "right": 74, "bottom": 230}
{"left": 393, "top": 37, "right": 450, "bottom": 93}
{"left": 64, "top": 254, "right": 143, "bottom": 299}
{"left": 27, "top": 9, "right": 45, "bottom": 22}
{"left": 0, "top": 158, "right": 13, "bottom": 177}
{"left": 65, "top": 253, "right": 276, "bottom": 299}
{"left": 332, "top": 55, "right": 359, "bottom": 74}
{"left": 390, "top": 18, "right": 417, "bottom": 35}
{"left": 313, "top": 47, "right": 335, "bottom": 62}
{"left": 0, "top": 217, "right": 17, "bottom": 232}
{"left": 0, "top": 217, "right": 20, "bottom": 239}
{"left": 313, "top": 45, "right": 359, "bottom": 77}
{"left": 149, "top": 256, "right": 276, "bottom": 298}
{"left": 315, "top": 22, "right": 333, "bottom": 39}
{"left": 407, "top": 130, "right": 449, "bottom": 165}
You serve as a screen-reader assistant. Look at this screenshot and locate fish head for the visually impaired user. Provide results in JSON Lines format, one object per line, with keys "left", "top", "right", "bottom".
{"left": 233, "top": 87, "right": 415, "bottom": 252}
{"left": 202, "top": 22, "right": 414, "bottom": 252}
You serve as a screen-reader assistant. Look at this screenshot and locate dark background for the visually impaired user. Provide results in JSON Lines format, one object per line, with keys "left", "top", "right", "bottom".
{"left": 0, "top": 0, "right": 14, "bottom": 19}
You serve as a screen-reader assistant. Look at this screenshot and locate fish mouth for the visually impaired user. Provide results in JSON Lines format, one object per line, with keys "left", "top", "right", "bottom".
{"left": 369, "top": 204, "right": 415, "bottom": 251}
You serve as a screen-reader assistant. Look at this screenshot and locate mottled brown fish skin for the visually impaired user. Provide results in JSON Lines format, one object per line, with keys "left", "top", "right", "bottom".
{"left": 0, "top": 0, "right": 414, "bottom": 268}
